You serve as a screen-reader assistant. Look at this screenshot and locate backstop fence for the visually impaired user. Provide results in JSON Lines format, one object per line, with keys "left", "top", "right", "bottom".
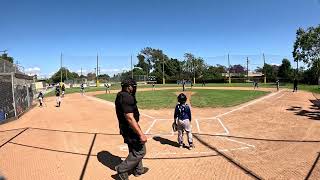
{"left": 0, "top": 60, "right": 36, "bottom": 123}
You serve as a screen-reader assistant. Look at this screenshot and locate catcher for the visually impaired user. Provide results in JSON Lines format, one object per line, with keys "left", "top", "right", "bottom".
{"left": 173, "top": 93, "right": 194, "bottom": 150}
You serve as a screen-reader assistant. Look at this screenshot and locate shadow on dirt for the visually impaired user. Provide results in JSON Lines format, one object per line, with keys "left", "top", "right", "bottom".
{"left": 286, "top": 100, "right": 320, "bottom": 120}
{"left": 153, "top": 136, "right": 180, "bottom": 148}
{"left": 97, "top": 151, "right": 122, "bottom": 171}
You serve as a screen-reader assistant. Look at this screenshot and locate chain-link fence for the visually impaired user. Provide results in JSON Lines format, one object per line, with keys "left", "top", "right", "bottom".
{"left": 0, "top": 72, "right": 36, "bottom": 123}
{"left": 0, "top": 59, "right": 25, "bottom": 74}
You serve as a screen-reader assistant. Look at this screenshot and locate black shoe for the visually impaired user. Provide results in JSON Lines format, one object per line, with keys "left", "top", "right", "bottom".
{"left": 114, "top": 166, "right": 128, "bottom": 180}
{"left": 133, "top": 167, "right": 149, "bottom": 177}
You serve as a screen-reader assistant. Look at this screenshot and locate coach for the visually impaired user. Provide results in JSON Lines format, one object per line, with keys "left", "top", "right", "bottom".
{"left": 114, "top": 78, "right": 148, "bottom": 180}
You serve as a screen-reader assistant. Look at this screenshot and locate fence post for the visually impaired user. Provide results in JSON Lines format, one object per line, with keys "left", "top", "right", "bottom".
{"left": 11, "top": 72, "right": 17, "bottom": 117}
{"left": 3, "top": 60, "right": 5, "bottom": 73}
{"left": 26, "top": 80, "right": 30, "bottom": 107}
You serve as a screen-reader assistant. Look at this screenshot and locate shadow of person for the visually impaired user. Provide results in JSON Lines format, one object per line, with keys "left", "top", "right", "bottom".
{"left": 97, "top": 151, "right": 122, "bottom": 171}
{"left": 153, "top": 136, "right": 180, "bottom": 147}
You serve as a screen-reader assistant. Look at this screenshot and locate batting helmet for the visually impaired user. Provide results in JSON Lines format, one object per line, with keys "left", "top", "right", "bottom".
{"left": 177, "top": 93, "right": 187, "bottom": 103}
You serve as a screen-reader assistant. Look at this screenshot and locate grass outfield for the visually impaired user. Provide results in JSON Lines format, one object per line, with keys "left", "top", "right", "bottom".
{"left": 45, "top": 82, "right": 320, "bottom": 97}
{"left": 96, "top": 89, "right": 269, "bottom": 109}
{"left": 190, "top": 89, "right": 269, "bottom": 108}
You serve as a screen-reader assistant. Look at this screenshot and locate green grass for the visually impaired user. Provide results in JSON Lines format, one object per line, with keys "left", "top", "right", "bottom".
{"left": 191, "top": 89, "right": 269, "bottom": 108}
{"left": 44, "top": 82, "right": 320, "bottom": 97}
{"left": 96, "top": 89, "right": 269, "bottom": 109}
{"left": 45, "top": 84, "right": 122, "bottom": 97}
{"left": 96, "top": 89, "right": 178, "bottom": 109}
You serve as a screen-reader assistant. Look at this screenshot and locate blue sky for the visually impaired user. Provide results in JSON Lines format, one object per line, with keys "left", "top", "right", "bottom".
{"left": 1, "top": 0, "right": 320, "bottom": 77}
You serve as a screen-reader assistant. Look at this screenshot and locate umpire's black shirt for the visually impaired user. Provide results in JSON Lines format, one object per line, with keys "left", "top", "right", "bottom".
{"left": 115, "top": 91, "right": 140, "bottom": 144}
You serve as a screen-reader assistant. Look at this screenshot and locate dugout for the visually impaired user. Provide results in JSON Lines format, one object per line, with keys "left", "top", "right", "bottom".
{"left": 0, "top": 72, "right": 36, "bottom": 123}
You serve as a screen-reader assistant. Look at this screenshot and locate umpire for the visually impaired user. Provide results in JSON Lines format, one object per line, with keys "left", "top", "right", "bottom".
{"left": 114, "top": 78, "right": 148, "bottom": 180}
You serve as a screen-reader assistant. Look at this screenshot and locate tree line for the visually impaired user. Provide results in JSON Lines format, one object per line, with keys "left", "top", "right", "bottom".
{"left": 3, "top": 24, "right": 318, "bottom": 85}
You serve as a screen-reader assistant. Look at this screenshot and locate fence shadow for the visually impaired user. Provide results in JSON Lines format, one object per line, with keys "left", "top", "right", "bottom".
{"left": 286, "top": 100, "right": 320, "bottom": 121}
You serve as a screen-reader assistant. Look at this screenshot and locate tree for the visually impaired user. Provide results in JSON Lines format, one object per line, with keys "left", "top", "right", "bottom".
{"left": 278, "top": 59, "right": 293, "bottom": 80}
{"left": 183, "top": 53, "right": 207, "bottom": 80}
{"left": 87, "top": 72, "right": 96, "bottom": 81}
{"left": 98, "top": 74, "right": 110, "bottom": 80}
{"left": 229, "top": 64, "right": 245, "bottom": 74}
{"left": 256, "top": 63, "right": 279, "bottom": 82}
{"left": 293, "top": 25, "right": 320, "bottom": 81}
{"left": 136, "top": 54, "right": 149, "bottom": 73}
{"left": 202, "top": 65, "right": 226, "bottom": 80}
{"left": 0, "top": 53, "right": 14, "bottom": 63}
{"left": 50, "top": 68, "right": 80, "bottom": 83}
{"left": 140, "top": 47, "right": 169, "bottom": 83}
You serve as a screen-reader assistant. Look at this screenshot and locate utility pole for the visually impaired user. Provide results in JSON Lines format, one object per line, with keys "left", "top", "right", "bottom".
{"left": 162, "top": 56, "right": 165, "bottom": 84}
{"left": 247, "top": 57, "right": 250, "bottom": 82}
{"left": 131, "top": 55, "right": 133, "bottom": 79}
{"left": 228, "top": 54, "right": 231, "bottom": 84}
{"left": 96, "top": 53, "right": 99, "bottom": 87}
{"left": 193, "top": 60, "right": 196, "bottom": 84}
{"left": 263, "top": 53, "right": 266, "bottom": 84}
{"left": 60, "top": 53, "right": 63, "bottom": 83}
{"left": 65, "top": 68, "right": 68, "bottom": 81}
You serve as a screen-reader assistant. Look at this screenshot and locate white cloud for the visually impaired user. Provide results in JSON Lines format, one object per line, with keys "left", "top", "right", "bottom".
{"left": 25, "top": 67, "right": 41, "bottom": 76}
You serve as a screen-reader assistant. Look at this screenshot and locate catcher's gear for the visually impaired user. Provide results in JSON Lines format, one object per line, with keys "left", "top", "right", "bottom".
{"left": 177, "top": 93, "right": 187, "bottom": 103}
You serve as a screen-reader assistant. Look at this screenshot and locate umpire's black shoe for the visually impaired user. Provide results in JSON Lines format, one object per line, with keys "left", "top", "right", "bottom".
{"left": 133, "top": 167, "right": 149, "bottom": 177}
{"left": 115, "top": 166, "right": 129, "bottom": 180}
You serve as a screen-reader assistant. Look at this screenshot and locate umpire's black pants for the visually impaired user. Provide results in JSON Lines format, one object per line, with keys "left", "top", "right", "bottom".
{"left": 116, "top": 142, "right": 146, "bottom": 174}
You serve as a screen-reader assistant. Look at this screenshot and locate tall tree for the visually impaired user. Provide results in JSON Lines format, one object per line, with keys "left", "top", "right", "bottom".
{"left": 50, "top": 68, "right": 80, "bottom": 83}
{"left": 229, "top": 64, "right": 245, "bottom": 74}
{"left": 136, "top": 54, "right": 148, "bottom": 74}
{"left": 256, "top": 64, "right": 279, "bottom": 82}
{"left": 293, "top": 25, "right": 320, "bottom": 82}
{"left": 0, "top": 53, "right": 14, "bottom": 63}
{"left": 278, "top": 59, "right": 293, "bottom": 80}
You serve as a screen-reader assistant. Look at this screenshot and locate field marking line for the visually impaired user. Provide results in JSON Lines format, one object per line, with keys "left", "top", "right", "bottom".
{"left": 145, "top": 119, "right": 157, "bottom": 134}
{"left": 214, "top": 90, "right": 284, "bottom": 118}
{"left": 216, "top": 117, "right": 230, "bottom": 135}
{"left": 225, "top": 137, "right": 255, "bottom": 148}
{"left": 84, "top": 94, "right": 155, "bottom": 119}
{"left": 195, "top": 119, "right": 201, "bottom": 133}
{"left": 219, "top": 147, "right": 250, "bottom": 152}
{"left": 275, "top": 92, "right": 287, "bottom": 100}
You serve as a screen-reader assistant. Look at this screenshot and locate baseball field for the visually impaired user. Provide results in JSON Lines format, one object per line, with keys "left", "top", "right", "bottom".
{"left": 0, "top": 85, "right": 320, "bottom": 179}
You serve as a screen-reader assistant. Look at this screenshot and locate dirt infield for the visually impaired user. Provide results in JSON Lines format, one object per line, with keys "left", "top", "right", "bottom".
{"left": 1, "top": 87, "right": 320, "bottom": 179}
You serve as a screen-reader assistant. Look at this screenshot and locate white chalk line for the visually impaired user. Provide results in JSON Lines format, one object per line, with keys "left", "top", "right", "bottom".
{"left": 150, "top": 146, "right": 252, "bottom": 156}
{"left": 216, "top": 117, "right": 230, "bottom": 135}
{"left": 275, "top": 91, "right": 287, "bottom": 100}
{"left": 195, "top": 119, "right": 201, "bottom": 133}
{"left": 145, "top": 119, "right": 157, "bottom": 134}
{"left": 224, "top": 137, "right": 255, "bottom": 148}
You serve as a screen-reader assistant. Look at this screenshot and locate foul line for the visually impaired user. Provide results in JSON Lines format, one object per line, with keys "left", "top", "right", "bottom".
{"left": 195, "top": 119, "right": 201, "bottom": 133}
{"left": 216, "top": 117, "right": 230, "bottom": 135}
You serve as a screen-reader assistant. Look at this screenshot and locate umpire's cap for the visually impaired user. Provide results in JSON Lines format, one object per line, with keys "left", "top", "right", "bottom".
{"left": 177, "top": 93, "right": 187, "bottom": 103}
{"left": 121, "top": 78, "right": 137, "bottom": 87}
